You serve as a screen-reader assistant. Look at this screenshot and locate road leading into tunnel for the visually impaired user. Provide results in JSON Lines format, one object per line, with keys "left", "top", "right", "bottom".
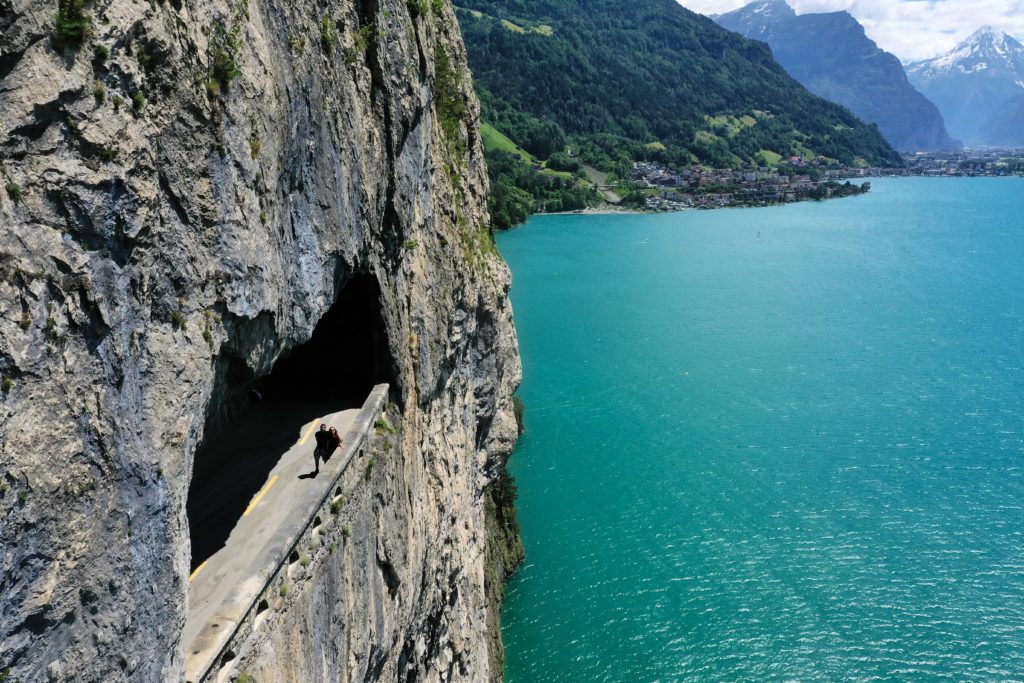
{"left": 182, "top": 407, "right": 358, "bottom": 652}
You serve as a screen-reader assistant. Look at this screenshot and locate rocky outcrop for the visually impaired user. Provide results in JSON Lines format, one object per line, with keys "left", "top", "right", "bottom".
{"left": 0, "top": 0, "right": 521, "bottom": 680}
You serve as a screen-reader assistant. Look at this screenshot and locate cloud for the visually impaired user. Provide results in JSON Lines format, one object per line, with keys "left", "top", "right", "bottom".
{"left": 677, "top": 0, "right": 1024, "bottom": 62}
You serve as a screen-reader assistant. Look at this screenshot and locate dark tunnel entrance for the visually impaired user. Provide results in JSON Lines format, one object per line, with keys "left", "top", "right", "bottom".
{"left": 186, "top": 274, "right": 396, "bottom": 572}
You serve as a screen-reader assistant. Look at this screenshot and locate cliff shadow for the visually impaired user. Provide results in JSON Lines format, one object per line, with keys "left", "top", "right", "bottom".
{"left": 186, "top": 273, "right": 397, "bottom": 571}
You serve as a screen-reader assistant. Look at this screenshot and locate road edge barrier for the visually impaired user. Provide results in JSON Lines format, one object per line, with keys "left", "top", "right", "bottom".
{"left": 184, "top": 384, "right": 390, "bottom": 683}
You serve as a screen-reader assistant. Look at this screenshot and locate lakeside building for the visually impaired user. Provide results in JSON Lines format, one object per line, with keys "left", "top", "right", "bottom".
{"left": 624, "top": 149, "right": 1024, "bottom": 212}
{"left": 629, "top": 162, "right": 868, "bottom": 211}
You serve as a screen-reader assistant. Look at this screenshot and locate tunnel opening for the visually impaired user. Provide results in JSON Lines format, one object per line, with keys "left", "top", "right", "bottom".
{"left": 186, "top": 273, "right": 396, "bottom": 572}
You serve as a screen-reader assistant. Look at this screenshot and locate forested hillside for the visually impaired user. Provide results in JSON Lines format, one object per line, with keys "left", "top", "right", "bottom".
{"left": 456, "top": 0, "right": 901, "bottom": 181}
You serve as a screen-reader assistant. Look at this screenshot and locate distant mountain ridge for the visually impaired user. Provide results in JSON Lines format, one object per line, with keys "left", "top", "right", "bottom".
{"left": 977, "top": 92, "right": 1024, "bottom": 147}
{"left": 715, "top": 0, "right": 959, "bottom": 152}
{"left": 907, "top": 27, "right": 1024, "bottom": 145}
{"left": 454, "top": 0, "right": 902, "bottom": 172}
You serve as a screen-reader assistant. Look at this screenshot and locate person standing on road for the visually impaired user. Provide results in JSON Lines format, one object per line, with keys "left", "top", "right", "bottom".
{"left": 313, "top": 424, "right": 329, "bottom": 474}
{"left": 325, "top": 426, "right": 343, "bottom": 460}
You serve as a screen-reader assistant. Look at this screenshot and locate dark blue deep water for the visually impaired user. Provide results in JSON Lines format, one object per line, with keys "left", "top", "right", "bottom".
{"left": 497, "top": 177, "right": 1024, "bottom": 681}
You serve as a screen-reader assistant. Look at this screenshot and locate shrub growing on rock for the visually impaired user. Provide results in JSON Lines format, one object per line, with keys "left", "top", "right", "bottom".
{"left": 210, "top": 19, "right": 242, "bottom": 88}
{"left": 321, "top": 17, "right": 338, "bottom": 52}
{"left": 5, "top": 182, "right": 22, "bottom": 204}
{"left": 54, "top": 0, "right": 91, "bottom": 49}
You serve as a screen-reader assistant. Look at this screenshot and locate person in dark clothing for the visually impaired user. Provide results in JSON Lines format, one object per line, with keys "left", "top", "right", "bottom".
{"left": 312, "top": 424, "right": 329, "bottom": 474}
{"left": 325, "top": 426, "right": 343, "bottom": 460}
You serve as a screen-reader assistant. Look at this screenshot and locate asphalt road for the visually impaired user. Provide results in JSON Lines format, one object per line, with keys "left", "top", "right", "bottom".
{"left": 182, "top": 407, "right": 358, "bottom": 651}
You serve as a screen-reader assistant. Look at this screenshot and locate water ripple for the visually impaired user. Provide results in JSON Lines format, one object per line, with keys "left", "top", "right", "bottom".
{"left": 499, "top": 178, "right": 1024, "bottom": 682}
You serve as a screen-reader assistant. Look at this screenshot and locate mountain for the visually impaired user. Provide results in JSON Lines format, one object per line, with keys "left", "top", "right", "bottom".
{"left": 713, "top": 0, "right": 796, "bottom": 39}
{"left": 455, "top": 0, "right": 902, "bottom": 175}
{"left": 715, "top": 0, "right": 959, "bottom": 152}
{"left": 978, "top": 92, "right": 1024, "bottom": 146}
{"left": 907, "top": 26, "right": 1024, "bottom": 144}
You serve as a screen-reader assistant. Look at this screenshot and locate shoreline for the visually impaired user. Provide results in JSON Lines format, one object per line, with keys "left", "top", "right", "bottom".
{"left": 538, "top": 187, "right": 868, "bottom": 219}
{"left": 520, "top": 174, "right": 1024, "bottom": 225}
{"left": 544, "top": 206, "right": 646, "bottom": 216}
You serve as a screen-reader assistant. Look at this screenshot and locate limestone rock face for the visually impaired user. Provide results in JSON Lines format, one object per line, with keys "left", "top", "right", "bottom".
{"left": 0, "top": 0, "right": 520, "bottom": 680}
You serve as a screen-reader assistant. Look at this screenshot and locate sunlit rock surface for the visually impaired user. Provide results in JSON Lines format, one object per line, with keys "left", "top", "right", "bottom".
{"left": 0, "top": 0, "right": 521, "bottom": 679}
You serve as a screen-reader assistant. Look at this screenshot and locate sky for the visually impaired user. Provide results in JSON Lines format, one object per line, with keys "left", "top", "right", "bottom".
{"left": 676, "top": 0, "right": 1024, "bottom": 63}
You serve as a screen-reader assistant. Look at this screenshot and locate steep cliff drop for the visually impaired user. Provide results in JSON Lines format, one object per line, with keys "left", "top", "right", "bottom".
{"left": 0, "top": 0, "right": 522, "bottom": 681}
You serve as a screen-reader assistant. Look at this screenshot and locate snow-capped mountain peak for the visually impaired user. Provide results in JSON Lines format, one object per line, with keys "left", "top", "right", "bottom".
{"left": 747, "top": 0, "right": 794, "bottom": 17}
{"left": 909, "top": 26, "right": 1024, "bottom": 79}
{"left": 711, "top": 0, "right": 792, "bottom": 23}
{"left": 961, "top": 26, "right": 1023, "bottom": 59}
{"left": 906, "top": 26, "right": 1024, "bottom": 144}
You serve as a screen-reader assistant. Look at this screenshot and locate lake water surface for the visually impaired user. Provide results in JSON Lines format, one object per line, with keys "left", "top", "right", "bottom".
{"left": 497, "top": 177, "right": 1024, "bottom": 681}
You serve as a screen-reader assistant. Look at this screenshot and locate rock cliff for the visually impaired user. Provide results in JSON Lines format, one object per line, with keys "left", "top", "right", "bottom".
{"left": 0, "top": 0, "right": 521, "bottom": 680}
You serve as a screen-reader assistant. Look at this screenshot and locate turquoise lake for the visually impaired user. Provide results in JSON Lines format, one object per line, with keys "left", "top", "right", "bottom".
{"left": 496, "top": 177, "right": 1024, "bottom": 681}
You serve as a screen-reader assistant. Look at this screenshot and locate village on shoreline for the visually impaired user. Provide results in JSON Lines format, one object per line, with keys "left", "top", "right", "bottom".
{"left": 592, "top": 148, "right": 1024, "bottom": 214}
{"left": 626, "top": 160, "right": 869, "bottom": 212}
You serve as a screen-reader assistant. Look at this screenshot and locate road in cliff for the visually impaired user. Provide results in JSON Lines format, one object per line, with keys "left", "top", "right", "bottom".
{"left": 182, "top": 403, "right": 359, "bottom": 651}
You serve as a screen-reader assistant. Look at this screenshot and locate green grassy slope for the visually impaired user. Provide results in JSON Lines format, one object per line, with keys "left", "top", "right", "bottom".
{"left": 481, "top": 122, "right": 536, "bottom": 163}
